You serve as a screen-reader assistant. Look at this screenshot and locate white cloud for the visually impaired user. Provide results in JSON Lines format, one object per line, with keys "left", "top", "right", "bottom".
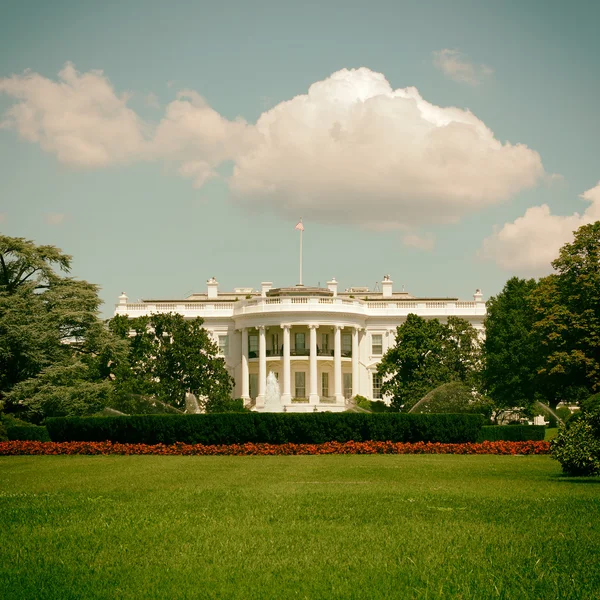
{"left": 230, "top": 67, "right": 543, "bottom": 229}
{"left": 1, "top": 64, "right": 544, "bottom": 233}
{"left": 402, "top": 232, "right": 435, "bottom": 251}
{"left": 433, "top": 49, "right": 493, "bottom": 86}
{"left": 45, "top": 213, "right": 66, "bottom": 225}
{"left": 479, "top": 182, "right": 600, "bottom": 272}
{"left": 0, "top": 63, "right": 147, "bottom": 167}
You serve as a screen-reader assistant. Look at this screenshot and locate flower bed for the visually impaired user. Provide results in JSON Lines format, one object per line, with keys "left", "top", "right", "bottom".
{"left": 0, "top": 440, "right": 550, "bottom": 456}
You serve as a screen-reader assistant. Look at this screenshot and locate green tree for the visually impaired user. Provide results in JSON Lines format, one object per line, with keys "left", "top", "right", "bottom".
{"left": 530, "top": 222, "right": 600, "bottom": 408}
{"left": 377, "top": 314, "right": 481, "bottom": 411}
{"left": 0, "top": 235, "right": 126, "bottom": 420}
{"left": 109, "top": 313, "right": 234, "bottom": 412}
{"left": 482, "top": 277, "right": 540, "bottom": 421}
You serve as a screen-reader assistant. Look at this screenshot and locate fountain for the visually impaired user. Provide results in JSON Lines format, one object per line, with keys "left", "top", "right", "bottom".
{"left": 185, "top": 392, "right": 202, "bottom": 414}
{"left": 264, "top": 371, "right": 283, "bottom": 412}
{"left": 535, "top": 401, "right": 564, "bottom": 425}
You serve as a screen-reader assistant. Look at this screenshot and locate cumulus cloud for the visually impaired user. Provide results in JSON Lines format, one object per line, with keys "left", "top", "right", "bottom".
{"left": 230, "top": 68, "right": 543, "bottom": 229}
{"left": 402, "top": 232, "right": 435, "bottom": 251}
{"left": 0, "top": 63, "right": 147, "bottom": 166}
{"left": 0, "top": 64, "right": 545, "bottom": 232}
{"left": 433, "top": 49, "right": 493, "bottom": 86}
{"left": 479, "top": 182, "right": 600, "bottom": 272}
{"left": 45, "top": 213, "right": 66, "bottom": 225}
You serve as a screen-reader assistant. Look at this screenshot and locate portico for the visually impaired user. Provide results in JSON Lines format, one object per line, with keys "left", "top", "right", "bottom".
{"left": 114, "top": 275, "right": 487, "bottom": 412}
{"left": 239, "top": 323, "right": 360, "bottom": 409}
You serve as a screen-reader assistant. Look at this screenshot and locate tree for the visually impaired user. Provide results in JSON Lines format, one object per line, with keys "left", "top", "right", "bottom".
{"left": 377, "top": 314, "right": 481, "bottom": 411}
{"left": 109, "top": 313, "right": 234, "bottom": 412}
{"left": 530, "top": 222, "right": 600, "bottom": 408}
{"left": 481, "top": 277, "right": 540, "bottom": 421}
{"left": 0, "top": 235, "right": 126, "bottom": 420}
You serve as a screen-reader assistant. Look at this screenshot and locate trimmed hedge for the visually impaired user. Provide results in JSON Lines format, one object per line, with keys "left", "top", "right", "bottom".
{"left": 7, "top": 424, "right": 51, "bottom": 442}
{"left": 477, "top": 425, "right": 546, "bottom": 442}
{"left": 45, "top": 413, "right": 486, "bottom": 445}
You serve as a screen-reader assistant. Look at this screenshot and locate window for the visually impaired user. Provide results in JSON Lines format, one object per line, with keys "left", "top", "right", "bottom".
{"left": 321, "top": 333, "right": 329, "bottom": 352}
{"left": 342, "top": 333, "right": 352, "bottom": 356}
{"left": 249, "top": 373, "right": 258, "bottom": 399}
{"left": 321, "top": 372, "right": 329, "bottom": 397}
{"left": 343, "top": 373, "right": 352, "bottom": 399}
{"left": 295, "top": 332, "right": 305, "bottom": 350}
{"left": 218, "top": 335, "right": 229, "bottom": 357}
{"left": 248, "top": 334, "right": 258, "bottom": 358}
{"left": 295, "top": 372, "right": 306, "bottom": 398}
{"left": 271, "top": 333, "right": 280, "bottom": 355}
{"left": 372, "top": 374, "right": 382, "bottom": 399}
{"left": 371, "top": 334, "right": 383, "bottom": 355}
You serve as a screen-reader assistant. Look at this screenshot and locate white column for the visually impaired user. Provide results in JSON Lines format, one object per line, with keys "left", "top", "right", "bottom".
{"left": 309, "top": 324, "right": 319, "bottom": 404}
{"left": 281, "top": 325, "right": 291, "bottom": 403}
{"left": 256, "top": 325, "right": 266, "bottom": 408}
{"left": 240, "top": 328, "right": 250, "bottom": 402}
{"left": 352, "top": 327, "right": 359, "bottom": 398}
{"left": 334, "top": 325, "right": 344, "bottom": 403}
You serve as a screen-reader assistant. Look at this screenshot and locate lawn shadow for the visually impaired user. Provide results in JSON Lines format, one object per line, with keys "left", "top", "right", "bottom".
{"left": 551, "top": 474, "right": 600, "bottom": 484}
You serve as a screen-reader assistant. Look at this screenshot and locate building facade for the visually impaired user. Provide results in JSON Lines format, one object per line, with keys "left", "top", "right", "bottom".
{"left": 114, "top": 276, "right": 486, "bottom": 412}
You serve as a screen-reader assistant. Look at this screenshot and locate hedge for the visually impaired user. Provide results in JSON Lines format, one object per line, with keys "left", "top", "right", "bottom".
{"left": 477, "top": 425, "right": 546, "bottom": 442}
{"left": 45, "top": 413, "right": 486, "bottom": 445}
{"left": 6, "top": 424, "right": 51, "bottom": 442}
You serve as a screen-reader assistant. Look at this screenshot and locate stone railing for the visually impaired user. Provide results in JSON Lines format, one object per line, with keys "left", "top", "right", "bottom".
{"left": 116, "top": 296, "right": 486, "bottom": 319}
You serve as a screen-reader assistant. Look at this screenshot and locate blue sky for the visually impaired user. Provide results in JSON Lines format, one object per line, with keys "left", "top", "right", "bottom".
{"left": 1, "top": 0, "right": 599, "bottom": 316}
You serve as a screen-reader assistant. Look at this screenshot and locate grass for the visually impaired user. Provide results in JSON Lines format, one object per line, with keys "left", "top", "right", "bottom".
{"left": 545, "top": 427, "right": 559, "bottom": 441}
{"left": 1, "top": 455, "right": 599, "bottom": 599}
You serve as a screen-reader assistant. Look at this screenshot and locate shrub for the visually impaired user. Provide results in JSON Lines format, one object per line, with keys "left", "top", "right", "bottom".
{"left": 580, "top": 393, "right": 600, "bottom": 415}
{"left": 45, "top": 413, "right": 486, "bottom": 446}
{"left": 551, "top": 419, "right": 600, "bottom": 476}
{"left": 6, "top": 424, "right": 51, "bottom": 442}
{"left": 206, "top": 398, "right": 249, "bottom": 413}
{"left": 411, "top": 382, "right": 493, "bottom": 419}
{"left": 477, "top": 425, "right": 546, "bottom": 442}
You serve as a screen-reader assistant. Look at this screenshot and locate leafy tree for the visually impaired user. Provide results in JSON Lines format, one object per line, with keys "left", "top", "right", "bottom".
{"left": 109, "top": 313, "right": 234, "bottom": 412}
{"left": 530, "top": 222, "right": 600, "bottom": 408}
{"left": 377, "top": 314, "right": 481, "bottom": 411}
{"left": 0, "top": 235, "right": 126, "bottom": 420}
{"left": 481, "top": 277, "right": 540, "bottom": 421}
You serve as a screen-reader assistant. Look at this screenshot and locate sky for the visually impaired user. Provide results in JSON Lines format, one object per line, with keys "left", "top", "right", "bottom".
{"left": 1, "top": 0, "right": 599, "bottom": 316}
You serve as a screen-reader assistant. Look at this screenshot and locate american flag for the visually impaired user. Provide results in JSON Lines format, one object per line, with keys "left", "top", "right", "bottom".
{"left": 295, "top": 219, "right": 304, "bottom": 231}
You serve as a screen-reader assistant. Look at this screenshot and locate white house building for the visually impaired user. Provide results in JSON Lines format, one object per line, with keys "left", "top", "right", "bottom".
{"left": 114, "top": 276, "right": 486, "bottom": 412}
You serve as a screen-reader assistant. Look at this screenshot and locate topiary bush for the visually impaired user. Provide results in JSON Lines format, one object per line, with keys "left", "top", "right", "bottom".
{"left": 45, "top": 413, "right": 486, "bottom": 445}
{"left": 551, "top": 418, "right": 600, "bottom": 476}
{"left": 411, "top": 382, "right": 493, "bottom": 419}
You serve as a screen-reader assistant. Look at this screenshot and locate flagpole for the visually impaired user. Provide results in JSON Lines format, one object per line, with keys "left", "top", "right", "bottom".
{"left": 299, "top": 218, "right": 303, "bottom": 285}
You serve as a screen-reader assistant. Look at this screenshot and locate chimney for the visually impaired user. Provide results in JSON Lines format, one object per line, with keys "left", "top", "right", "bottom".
{"left": 327, "top": 277, "right": 338, "bottom": 297}
{"left": 207, "top": 277, "right": 218, "bottom": 299}
{"left": 118, "top": 292, "right": 128, "bottom": 305}
{"left": 474, "top": 288, "right": 484, "bottom": 303}
{"left": 261, "top": 282, "right": 272, "bottom": 297}
{"left": 382, "top": 274, "right": 393, "bottom": 298}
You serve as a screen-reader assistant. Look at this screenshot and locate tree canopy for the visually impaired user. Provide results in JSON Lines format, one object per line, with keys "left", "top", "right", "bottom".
{"left": 482, "top": 277, "right": 540, "bottom": 419}
{"left": 377, "top": 314, "right": 481, "bottom": 411}
{"left": 109, "top": 313, "right": 234, "bottom": 413}
{"left": 529, "top": 222, "right": 600, "bottom": 407}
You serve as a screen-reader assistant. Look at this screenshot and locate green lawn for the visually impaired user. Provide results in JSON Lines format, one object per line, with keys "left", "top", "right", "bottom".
{"left": 1, "top": 456, "right": 598, "bottom": 599}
